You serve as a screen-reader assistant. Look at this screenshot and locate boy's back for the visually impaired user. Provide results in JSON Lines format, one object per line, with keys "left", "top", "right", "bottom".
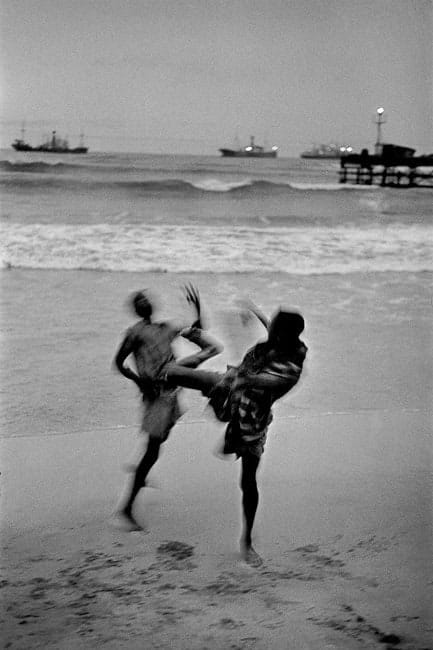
{"left": 126, "top": 320, "right": 179, "bottom": 382}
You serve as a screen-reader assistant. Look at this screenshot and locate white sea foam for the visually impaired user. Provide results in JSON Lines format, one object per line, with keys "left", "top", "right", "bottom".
{"left": 188, "top": 178, "right": 254, "bottom": 192}
{"left": 1, "top": 222, "right": 432, "bottom": 274}
{"left": 288, "top": 182, "right": 380, "bottom": 191}
{"left": 188, "top": 179, "right": 382, "bottom": 192}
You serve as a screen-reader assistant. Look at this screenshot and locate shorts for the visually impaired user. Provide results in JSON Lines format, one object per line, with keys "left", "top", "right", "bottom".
{"left": 141, "top": 390, "right": 183, "bottom": 442}
{"left": 222, "top": 420, "right": 269, "bottom": 459}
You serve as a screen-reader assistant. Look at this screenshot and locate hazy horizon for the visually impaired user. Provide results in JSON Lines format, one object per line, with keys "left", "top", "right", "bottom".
{"left": 1, "top": 0, "right": 432, "bottom": 156}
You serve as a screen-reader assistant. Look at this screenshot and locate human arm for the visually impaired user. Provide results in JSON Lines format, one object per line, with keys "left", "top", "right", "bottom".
{"left": 234, "top": 356, "right": 303, "bottom": 393}
{"left": 238, "top": 299, "right": 270, "bottom": 330}
{"left": 176, "top": 283, "right": 223, "bottom": 367}
{"left": 113, "top": 332, "right": 156, "bottom": 396}
{"left": 113, "top": 333, "right": 141, "bottom": 385}
{"left": 184, "top": 282, "right": 204, "bottom": 329}
{"left": 235, "top": 371, "right": 296, "bottom": 391}
{"left": 178, "top": 328, "right": 223, "bottom": 368}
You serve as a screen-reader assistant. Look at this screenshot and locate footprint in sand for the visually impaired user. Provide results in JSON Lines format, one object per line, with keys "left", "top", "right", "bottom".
{"left": 215, "top": 617, "right": 245, "bottom": 630}
{"left": 309, "top": 605, "right": 406, "bottom": 649}
{"left": 157, "top": 541, "right": 195, "bottom": 561}
{"left": 295, "top": 544, "right": 320, "bottom": 554}
{"left": 153, "top": 541, "right": 197, "bottom": 570}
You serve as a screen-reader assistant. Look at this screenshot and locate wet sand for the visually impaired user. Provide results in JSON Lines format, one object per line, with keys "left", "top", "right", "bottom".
{"left": 1, "top": 268, "right": 432, "bottom": 649}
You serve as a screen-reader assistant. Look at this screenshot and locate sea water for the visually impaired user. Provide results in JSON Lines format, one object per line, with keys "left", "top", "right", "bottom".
{"left": 1, "top": 151, "right": 432, "bottom": 275}
{"left": 1, "top": 150, "right": 432, "bottom": 447}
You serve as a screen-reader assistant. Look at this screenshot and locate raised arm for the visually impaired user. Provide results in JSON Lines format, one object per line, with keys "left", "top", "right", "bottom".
{"left": 184, "top": 282, "right": 204, "bottom": 329}
{"left": 178, "top": 328, "right": 223, "bottom": 368}
{"left": 235, "top": 356, "right": 304, "bottom": 393}
{"left": 238, "top": 299, "right": 270, "bottom": 330}
{"left": 176, "top": 283, "right": 223, "bottom": 368}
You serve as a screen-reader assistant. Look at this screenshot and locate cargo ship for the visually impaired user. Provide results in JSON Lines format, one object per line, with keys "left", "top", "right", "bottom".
{"left": 300, "top": 143, "right": 353, "bottom": 159}
{"left": 219, "top": 136, "right": 278, "bottom": 158}
{"left": 12, "top": 129, "right": 88, "bottom": 154}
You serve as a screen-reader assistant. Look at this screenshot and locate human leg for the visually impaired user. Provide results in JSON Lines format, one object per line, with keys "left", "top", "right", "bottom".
{"left": 166, "top": 364, "right": 237, "bottom": 423}
{"left": 239, "top": 452, "right": 262, "bottom": 565}
{"left": 120, "top": 437, "right": 162, "bottom": 528}
{"left": 165, "top": 364, "right": 222, "bottom": 396}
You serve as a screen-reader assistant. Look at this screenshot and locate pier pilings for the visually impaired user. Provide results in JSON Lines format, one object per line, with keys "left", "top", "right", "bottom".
{"left": 339, "top": 153, "right": 433, "bottom": 188}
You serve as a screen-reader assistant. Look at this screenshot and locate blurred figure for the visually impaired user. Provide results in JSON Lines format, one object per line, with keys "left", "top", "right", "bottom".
{"left": 165, "top": 305, "right": 307, "bottom": 565}
{"left": 113, "top": 284, "right": 222, "bottom": 530}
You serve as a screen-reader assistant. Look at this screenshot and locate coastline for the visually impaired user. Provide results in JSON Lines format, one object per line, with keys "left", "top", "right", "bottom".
{"left": 1, "top": 267, "right": 432, "bottom": 648}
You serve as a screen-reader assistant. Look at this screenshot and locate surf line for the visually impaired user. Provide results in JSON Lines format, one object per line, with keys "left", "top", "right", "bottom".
{"left": 1, "top": 407, "right": 427, "bottom": 440}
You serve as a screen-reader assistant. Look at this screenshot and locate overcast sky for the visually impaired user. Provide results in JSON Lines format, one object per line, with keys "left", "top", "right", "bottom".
{"left": 1, "top": 0, "right": 432, "bottom": 155}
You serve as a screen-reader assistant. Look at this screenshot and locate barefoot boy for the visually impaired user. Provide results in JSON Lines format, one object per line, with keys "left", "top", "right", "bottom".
{"left": 113, "top": 284, "right": 222, "bottom": 530}
{"left": 165, "top": 307, "right": 307, "bottom": 564}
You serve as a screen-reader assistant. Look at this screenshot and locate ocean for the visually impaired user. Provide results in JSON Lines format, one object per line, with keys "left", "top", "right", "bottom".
{"left": 1, "top": 150, "right": 432, "bottom": 275}
{"left": 2, "top": 152, "right": 431, "bottom": 650}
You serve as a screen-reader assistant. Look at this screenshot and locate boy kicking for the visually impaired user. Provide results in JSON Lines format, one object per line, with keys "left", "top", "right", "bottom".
{"left": 164, "top": 307, "right": 307, "bottom": 565}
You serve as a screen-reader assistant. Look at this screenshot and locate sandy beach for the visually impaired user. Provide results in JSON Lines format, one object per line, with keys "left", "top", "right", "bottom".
{"left": 1, "top": 268, "right": 432, "bottom": 649}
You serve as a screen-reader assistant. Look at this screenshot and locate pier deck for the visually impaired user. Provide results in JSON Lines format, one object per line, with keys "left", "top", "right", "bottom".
{"left": 339, "top": 145, "right": 433, "bottom": 188}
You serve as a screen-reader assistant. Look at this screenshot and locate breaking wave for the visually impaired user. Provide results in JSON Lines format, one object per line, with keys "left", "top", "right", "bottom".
{"left": 0, "top": 171, "right": 379, "bottom": 194}
{"left": 0, "top": 160, "right": 69, "bottom": 173}
{"left": 2, "top": 222, "right": 431, "bottom": 275}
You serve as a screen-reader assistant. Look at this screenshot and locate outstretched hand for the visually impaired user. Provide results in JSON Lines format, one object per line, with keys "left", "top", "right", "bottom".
{"left": 184, "top": 282, "right": 203, "bottom": 329}
{"left": 238, "top": 299, "right": 269, "bottom": 329}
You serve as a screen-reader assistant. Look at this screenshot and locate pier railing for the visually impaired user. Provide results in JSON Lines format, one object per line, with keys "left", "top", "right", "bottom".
{"left": 339, "top": 152, "right": 433, "bottom": 188}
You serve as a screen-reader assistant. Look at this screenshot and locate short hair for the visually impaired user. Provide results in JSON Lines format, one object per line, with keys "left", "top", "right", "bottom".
{"left": 268, "top": 310, "right": 304, "bottom": 344}
{"left": 131, "top": 291, "right": 153, "bottom": 319}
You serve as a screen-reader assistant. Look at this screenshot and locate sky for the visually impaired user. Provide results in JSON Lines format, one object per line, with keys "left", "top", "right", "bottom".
{"left": 1, "top": 0, "right": 432, "bottom": 155}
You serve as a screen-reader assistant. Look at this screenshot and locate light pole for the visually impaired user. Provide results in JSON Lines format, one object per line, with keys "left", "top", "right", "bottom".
{"left": 374, "top": 107, "right": 386, "bottom": 155}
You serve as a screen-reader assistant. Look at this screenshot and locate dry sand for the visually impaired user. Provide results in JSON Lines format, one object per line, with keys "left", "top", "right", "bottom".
{"left": 1, "top": 268, "right": 432, "bottom": 649}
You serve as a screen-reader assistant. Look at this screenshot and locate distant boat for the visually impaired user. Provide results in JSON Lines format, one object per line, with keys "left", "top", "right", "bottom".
{"left": 12, "top": 129, "right": 88, "bottom": 154}
{"left": 219, "top": 136, "right": 278, "bottom": 158}
{"left": 300, "top": 143, "right": 353, "bottom": 159}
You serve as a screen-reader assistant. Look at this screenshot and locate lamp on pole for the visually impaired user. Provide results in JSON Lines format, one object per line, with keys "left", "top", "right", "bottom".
{"left": 374, "top": 107, "right": 386, "bottom": 155}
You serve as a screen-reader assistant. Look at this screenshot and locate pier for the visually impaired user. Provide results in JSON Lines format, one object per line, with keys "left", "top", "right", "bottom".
{"left": 339, "top": 107, "right": 433, "bottom": 188}
{"left": 339, "top": 145, "right": 433, "bottom": 188}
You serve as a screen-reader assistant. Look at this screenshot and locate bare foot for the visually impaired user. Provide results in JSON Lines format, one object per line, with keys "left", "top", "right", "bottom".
{"left": 241, "top": 544, "right": 263, "bottom": 567}
{"left": 115, "top": 510, "right": 145, "bottom": 532}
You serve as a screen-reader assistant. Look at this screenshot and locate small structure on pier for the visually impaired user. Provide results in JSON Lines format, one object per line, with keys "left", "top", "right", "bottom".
{"left": 339, "top": 145, "right": 433, "bottom": 188}
{"left": 339, "top": 107, "right": 433, "bottom": 188}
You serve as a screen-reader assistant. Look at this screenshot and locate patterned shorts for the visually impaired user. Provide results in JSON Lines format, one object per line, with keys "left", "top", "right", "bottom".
{"left": 222, "top": 421, "right": 269, "bottom": 459}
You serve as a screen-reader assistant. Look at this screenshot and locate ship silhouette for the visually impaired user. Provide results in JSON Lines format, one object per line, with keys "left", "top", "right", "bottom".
{"left": 12, "top": 128, "right": 88, "bottom": 154}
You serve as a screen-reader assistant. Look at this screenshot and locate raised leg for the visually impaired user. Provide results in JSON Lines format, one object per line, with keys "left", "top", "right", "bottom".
{"left": 165, "top": 365, "right": 222, "bottom": 396}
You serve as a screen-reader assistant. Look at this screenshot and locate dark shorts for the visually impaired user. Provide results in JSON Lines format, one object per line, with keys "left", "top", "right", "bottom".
{"left": 222, "top": 420, "right": 269, "bottom": 459}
